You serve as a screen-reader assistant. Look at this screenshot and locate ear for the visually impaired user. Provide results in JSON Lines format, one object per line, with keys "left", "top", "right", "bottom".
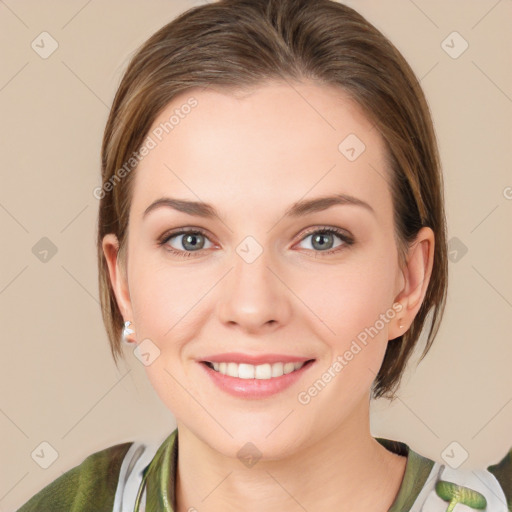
{"left": 389, "top": 226, "right": 435, "bottom": 340}
{"left": 102, "top": 233, "right": 135, "bottom": 342}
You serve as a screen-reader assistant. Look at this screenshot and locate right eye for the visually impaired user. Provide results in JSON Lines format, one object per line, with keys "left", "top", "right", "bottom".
{"left": 159, "top": 228, "right": 215, "bottom": 258}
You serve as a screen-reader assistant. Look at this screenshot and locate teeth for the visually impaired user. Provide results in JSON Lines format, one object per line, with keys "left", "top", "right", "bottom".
{"left": 209, "top": 361, "right": 307, "bottom": 379}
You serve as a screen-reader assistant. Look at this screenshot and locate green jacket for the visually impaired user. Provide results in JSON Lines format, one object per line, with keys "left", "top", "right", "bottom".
{"left": 16, "top": 428, "right": 512, "bottom": 511}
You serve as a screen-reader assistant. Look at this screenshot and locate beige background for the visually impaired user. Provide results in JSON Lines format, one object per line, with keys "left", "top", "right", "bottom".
{"left": 1, "top": 0, "right": 511, "bottom": 510}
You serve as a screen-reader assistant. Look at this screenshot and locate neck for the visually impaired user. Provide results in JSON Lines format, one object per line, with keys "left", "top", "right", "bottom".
{"left": 174, "top": 397, "right": 406, "bottom": 512}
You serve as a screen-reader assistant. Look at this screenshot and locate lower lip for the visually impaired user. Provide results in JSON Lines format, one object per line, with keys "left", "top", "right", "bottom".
{"left": 198, "top": 360, "right": 315, "bottom": 399}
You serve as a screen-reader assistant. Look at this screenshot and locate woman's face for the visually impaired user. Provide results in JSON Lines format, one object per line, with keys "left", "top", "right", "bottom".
{"left": 104, "top": 80, "right": 427, "bottom": 458}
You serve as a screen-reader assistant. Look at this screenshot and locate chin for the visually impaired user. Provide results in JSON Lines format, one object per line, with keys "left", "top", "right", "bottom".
{"left": 189, "top": 415, "right": 309, "bottom": 461}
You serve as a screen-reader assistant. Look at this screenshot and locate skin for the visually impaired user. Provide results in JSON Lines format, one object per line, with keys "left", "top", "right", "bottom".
{"left": 103, "top": 80, "right": 435, "bottom": 511}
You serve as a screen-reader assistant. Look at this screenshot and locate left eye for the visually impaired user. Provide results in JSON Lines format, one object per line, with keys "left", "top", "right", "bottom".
{"left": 296, "top": 228, "right": 352, "bottom": 253}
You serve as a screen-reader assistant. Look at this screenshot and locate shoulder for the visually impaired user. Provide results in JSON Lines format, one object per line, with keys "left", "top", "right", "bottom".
{"left": 16, "top": 441, "right": 134, "bottom": 512}
{"left": 412, "top": 446, "right": 512, "bottom": 512}
{"left": 377, "top": 437, "right": 512, "bottom": 511}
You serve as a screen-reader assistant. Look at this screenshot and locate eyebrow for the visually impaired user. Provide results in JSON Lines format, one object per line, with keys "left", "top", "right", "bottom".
{"left": 143, "top": 193, "right": 375, "bottom": 220}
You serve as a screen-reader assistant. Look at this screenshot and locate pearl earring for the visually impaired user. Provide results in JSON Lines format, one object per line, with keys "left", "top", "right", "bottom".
{"left": 122, "top": 320, "right": 135, "bottom": 344}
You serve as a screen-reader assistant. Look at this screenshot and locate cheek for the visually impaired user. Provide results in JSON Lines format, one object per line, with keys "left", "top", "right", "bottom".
{"left": 294, "top": 253, "right": 397, "bottom": 396}
{"left": 298, "top": 255, "right": 397, "bottom": 341}
{"left": 128, "top": 251, "right": 210, "bottom": 342}
{"left": 129, "top": 257, "right": 209, "bottom": 414}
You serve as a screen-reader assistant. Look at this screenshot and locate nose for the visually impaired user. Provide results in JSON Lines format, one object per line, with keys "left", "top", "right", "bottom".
{"left": 216, "top": 248, "right": 292, "bottom": 334}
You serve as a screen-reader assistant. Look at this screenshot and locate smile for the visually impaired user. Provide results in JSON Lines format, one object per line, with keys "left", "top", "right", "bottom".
{"left": 199, "top": 359, "right": 316, "bottom": 399}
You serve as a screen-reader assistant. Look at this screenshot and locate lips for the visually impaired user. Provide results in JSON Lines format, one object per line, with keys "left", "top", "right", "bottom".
{"left": 199, "top": 356, "right": 316, "bottom": 398}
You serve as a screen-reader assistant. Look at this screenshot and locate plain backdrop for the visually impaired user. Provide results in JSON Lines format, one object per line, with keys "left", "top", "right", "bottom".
{"left": 1, "top": 1, "right": 511, "bottom": 510}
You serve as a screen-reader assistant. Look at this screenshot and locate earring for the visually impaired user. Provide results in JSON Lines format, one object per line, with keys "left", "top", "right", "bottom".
{"left": 398, "top": 319, "right": 404, "bottom": 329}
{"left": 122, "top": 320, "right": 135, "bottom": 344}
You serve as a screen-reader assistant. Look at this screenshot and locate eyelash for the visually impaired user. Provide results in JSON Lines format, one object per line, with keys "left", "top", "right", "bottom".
{"left": 157, "top": 226, "right": 354, "bottom": 259}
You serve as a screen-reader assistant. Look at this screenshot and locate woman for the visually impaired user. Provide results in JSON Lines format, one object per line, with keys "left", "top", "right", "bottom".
{"left": 16, "top": 0, "right": 511, "bottom": 511}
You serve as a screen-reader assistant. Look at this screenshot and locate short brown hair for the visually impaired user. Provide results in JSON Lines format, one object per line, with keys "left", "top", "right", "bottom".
{"left": 97, "top": 0, "right": 448, "bottom": 400}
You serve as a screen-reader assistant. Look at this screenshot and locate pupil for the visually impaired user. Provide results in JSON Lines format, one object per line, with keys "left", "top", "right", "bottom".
{"left": 184, "top": 233, "right": 203, "bottom": 250}
{"left": 314, "top": 233, "right": 332, "bottom": 250}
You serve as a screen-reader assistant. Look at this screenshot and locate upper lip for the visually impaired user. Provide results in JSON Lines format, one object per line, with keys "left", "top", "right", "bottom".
{"left": 200, "top": 353, "right": 315, "bottom": 365}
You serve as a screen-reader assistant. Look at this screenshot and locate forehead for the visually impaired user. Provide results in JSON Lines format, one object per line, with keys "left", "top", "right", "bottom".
{"left": 130, "top": 81, "right": 392, "bottom": 223}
